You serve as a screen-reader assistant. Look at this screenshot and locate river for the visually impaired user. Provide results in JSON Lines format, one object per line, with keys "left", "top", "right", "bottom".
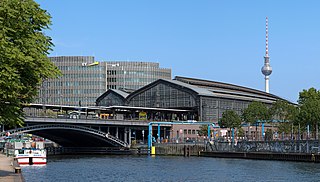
{"left": 21, "top": 155, "right": 320, "bottom": 182}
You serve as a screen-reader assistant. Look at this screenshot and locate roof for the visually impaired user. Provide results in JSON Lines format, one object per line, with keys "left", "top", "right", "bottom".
{"left": 174, "top": 76, "right": 287, "bottom": 102}
{"left": 96, "top": 89, "right": 130, "bottom": 104}
{"left": 110, "top": 89, "right": 130, "bottom": 98}
{"left": 164, "top": 79, "right": 215, "bottom": 97}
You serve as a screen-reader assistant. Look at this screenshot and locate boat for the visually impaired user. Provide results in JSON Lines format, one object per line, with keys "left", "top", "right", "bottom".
{"left": 13, "top": 141, "right": 47, "bottom": 165}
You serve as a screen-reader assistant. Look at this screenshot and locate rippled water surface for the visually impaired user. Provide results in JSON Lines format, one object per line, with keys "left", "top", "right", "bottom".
{"left": 21, "top": 155, "right": 320, "bottom": 182}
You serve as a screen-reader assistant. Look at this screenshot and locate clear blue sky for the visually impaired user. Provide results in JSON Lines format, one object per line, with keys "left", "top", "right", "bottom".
{"left": 36, "top": 0, "right": 320, "bottom": 103}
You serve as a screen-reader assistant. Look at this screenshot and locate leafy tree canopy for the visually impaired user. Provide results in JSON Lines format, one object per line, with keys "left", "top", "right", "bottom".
{"left": 219, "top": 110, "right": 241, "bottom": 129}
{"left": 242, "top": 101, "right": 270, "bottom": 124}
{"left": 0, "top": 0, "right": 60, "bottom": 127}
{"left": 298, "top": 88, "right": 320, "bottom": 126}
{"left": 270, "top": 100, "right": 297, "bottom": 122}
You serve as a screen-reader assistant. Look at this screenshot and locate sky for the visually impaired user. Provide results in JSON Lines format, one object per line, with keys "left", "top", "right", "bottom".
{"left": 35, "top": 0, "right": 320, "bottom": 103}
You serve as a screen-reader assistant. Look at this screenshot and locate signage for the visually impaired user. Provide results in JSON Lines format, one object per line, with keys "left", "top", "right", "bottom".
{"left": 139, "top": 112, "right": 147, "bottom": 120}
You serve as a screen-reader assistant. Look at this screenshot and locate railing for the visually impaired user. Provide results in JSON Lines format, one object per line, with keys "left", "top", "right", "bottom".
{"left": 206, "top": 139, "right": 320, "bottom": 154}
{"left": 24, "top": 116, "right": 151, "bottom": 126}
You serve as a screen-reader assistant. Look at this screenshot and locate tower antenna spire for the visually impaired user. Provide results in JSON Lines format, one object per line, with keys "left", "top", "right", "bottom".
{"left": 261, "top": 17, "right": 272, "bottom": 93}
{"left": 265, "top": 17, "right": 269, "bottom": 58}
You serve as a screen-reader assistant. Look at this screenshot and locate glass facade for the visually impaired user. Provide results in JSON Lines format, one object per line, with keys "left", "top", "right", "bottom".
{"left": 104, "top": 61, "right": 171, "bottom": 90}
{"left": 36, "top": 56, "right": 171, "bottom": 106}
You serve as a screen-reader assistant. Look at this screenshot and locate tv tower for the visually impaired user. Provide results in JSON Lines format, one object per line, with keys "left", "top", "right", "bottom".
{"left": 261, "top": 17, "right": 272, "bottom": 93}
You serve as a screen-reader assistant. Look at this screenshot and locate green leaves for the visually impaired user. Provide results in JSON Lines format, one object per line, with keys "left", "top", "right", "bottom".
{"left": 242, "top": 101, "right": 270, "bottom": 124}
{"left": 219, "top": 110, "right": 241, "bottom": 129}
{"left": 0, "top": 0, "right": 60, "bottom": 126}
{"left": 297, "top": 88, "right": 320, "bottom": 129}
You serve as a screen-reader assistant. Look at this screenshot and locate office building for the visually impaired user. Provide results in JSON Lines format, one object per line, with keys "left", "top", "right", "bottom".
{"left": 37, "top": 56, "right": 171, "bottom": 106}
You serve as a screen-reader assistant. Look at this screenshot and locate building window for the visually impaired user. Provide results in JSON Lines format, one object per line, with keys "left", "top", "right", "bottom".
{"left": 184, "top": 129, "right": 187, "bottom": 134}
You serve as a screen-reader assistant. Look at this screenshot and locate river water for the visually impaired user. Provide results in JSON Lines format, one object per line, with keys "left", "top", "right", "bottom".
{"left": 21, "top": 155, "right": 320, "bottom": 182}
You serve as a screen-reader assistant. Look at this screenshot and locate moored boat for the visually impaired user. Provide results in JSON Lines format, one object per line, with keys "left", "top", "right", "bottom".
{"left": 13, "top": 141, "right": 47, "bottom": 165}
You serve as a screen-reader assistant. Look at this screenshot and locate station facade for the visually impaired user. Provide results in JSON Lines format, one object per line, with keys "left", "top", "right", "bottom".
{"left": 96, "top": 76, "right": 285, "bottom": 141}
{"left": 96, "top": 76, "right": 283, "bottom": 123}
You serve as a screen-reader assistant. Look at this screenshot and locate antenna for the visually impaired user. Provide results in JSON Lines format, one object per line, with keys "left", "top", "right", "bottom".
{"left": 265, "top": 17, "right": 269, "bottom": 58}
{"left": 261, "top": 16, "right": 272, "bottom": 93}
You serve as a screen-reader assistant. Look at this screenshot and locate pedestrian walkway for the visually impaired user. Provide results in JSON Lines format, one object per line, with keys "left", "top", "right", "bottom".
{"left": 0, "top": 154, "right": 23, "bottom": 182}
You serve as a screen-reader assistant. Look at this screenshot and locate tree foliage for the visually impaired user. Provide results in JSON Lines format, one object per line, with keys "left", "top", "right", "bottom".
{"left": 219, "top": 110, "right": 241, "bottom": 129}
{"left": 297, "top": 88, "right": 320, "bottom": 138}
{"left": 242, "top": 101, "right": 270, "bottom": 124}
{"left": 0, "top": 0, "right": 60, "bottom": 127}
{"left": 270, "top": 100, "right": 296, "bottom": 122}
{"left": 242, "top": 101, "right": 271, "bottom": 140}
{"left": 198, "top": 125, "right": 208, "bottom": 136}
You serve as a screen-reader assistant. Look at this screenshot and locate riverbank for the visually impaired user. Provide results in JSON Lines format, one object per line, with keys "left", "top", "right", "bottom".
{"left": 0, "top": 154, "right": 24, "bottom": 182}
{"left": 200, "top": 151, "right": 320, "bottom": 162}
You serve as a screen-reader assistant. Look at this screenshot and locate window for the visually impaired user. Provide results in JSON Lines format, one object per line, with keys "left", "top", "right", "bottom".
{"left": 184, "top": 129, "right": 187, "bottom": 134}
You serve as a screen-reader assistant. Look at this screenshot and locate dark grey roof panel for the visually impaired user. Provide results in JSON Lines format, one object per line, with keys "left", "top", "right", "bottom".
{"left": 110, "top": 89, "right": 130, "bottom": 98}
{"left": 163, "top": 79, "right": 215, "bottom": 97}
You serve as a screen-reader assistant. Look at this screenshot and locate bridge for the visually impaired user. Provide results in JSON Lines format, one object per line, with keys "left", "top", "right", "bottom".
{"left": 21, "top": 116, "right": 153, "bottom": 147}
{"left": 3, "top": 103, "right": 213, "bottom": 150}
{"left": 0, "top": 123, "right": 128, "bottom": 148}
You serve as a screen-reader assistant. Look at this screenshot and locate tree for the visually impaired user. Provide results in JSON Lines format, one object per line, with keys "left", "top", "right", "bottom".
{"left": 198, "top": 125, "right": 208, "bottom": 137}
{"left": 264, "top": 129, "right": 273, "bottom": 141}
{"left": 242, "top": 101, "right": 271, "bottom": 141}
{"left": 298, "top": 88, "right": 320, "bottom": 139}
{"left": 270, "top": 100, "right": 297, "bottom": 139}
{"left": 219, "top": 110, "right": 241, "bottom": 140}
{"left": 0, "top": 0, "right": 60, "bottom": 127}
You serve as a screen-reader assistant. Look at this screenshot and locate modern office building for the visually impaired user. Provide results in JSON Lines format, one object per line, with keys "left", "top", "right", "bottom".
{"left": 36, "top": 56, "right": 171, "bottom": 106}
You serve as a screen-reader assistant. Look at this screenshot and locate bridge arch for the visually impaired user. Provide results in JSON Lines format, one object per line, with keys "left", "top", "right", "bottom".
{"left": 1, "top": 124, "right": 128, "bottom": 148}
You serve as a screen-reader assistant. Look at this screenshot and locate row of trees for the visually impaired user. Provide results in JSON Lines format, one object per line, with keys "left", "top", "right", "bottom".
{"left": 217, "top": 88, "right": 320, "bottom": 141}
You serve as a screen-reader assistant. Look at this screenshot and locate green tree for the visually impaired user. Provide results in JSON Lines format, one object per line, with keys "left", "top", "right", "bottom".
{"left": 270, "top": 100, "right": 297, "bottom": 139}
{"left": 298, "top": 88, "right": 320, "bottom": 139}
{"left": 219, "top": 110, "right": 241, "bottom": 140}
{"left": 265, "top": 128, "right": 273, "bottom": 141}
{"left": 237, "top": 128, "right": 245, "bottom": 138}
{"left": 242, "top": 101, "right": 271, "bottom": 141}
{"left": 0, "top": 0, "right": 60, "bottom": 127}
{"left": 198, "top": 125, "right": 208, "bottom": 136}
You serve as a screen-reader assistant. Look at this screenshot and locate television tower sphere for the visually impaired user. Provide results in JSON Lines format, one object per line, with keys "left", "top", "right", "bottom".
{"left": 261, "top": 63, "right": 272, "bottom": 76}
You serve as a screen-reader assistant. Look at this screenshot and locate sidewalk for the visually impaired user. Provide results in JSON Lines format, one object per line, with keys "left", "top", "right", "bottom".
{"left": 0, "top": 153, "right": 23, "bottom": 182}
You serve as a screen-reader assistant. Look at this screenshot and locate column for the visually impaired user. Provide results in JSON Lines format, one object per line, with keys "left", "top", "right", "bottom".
{"left": 124, "top": 127, "right": 127, "bottom": 144}
{"left": 128, "top": 128, "right": 132, "bottom": 146}
{"left": 116, "top": 127, "right": 119, "bottom": 138}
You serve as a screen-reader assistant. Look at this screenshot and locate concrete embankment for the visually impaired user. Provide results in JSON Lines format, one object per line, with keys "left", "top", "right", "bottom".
{"left": 0, "top": 154, "right": 24, "bottom": 182}
{"left": 134, "top": 144, "right": 205, "bottom": 156}
{"left": 200, "top": 151, "right": 320, "bottom": 162}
